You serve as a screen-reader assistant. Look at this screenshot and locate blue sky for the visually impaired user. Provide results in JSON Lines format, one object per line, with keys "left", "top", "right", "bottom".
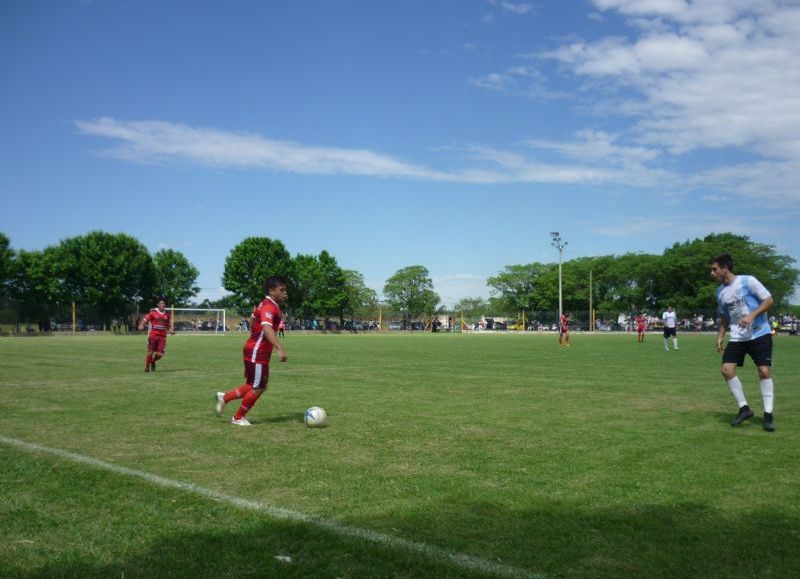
{"left": 2, "top": 0, "right": 799, "bottom": 305}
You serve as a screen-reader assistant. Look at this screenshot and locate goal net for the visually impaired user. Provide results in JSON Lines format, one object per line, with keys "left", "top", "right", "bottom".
{"left": 170, "top": 308, "right": 227, "bottom": 334}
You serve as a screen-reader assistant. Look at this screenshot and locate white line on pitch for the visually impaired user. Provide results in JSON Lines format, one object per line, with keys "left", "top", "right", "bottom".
{"left": 0, "top": 435, "right": 548, "bottom": 579}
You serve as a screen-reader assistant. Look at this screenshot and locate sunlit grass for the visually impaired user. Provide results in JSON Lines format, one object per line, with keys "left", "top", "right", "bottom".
{"left": 1, "top": 332, "right": 798, "bottom": 578}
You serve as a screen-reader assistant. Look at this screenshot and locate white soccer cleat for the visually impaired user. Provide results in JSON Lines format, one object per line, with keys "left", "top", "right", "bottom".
{"left": 215, "top": 392, "right": 225, "bottom": 417}
{"left": 231, "top": 417, "right": 251, "bottom": 426}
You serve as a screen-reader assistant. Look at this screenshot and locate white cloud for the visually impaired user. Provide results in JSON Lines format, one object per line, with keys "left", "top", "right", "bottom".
{"left": 588, "top": 214, "right": 755, "bottom": 238}
{"left": 75, "top": 117, "right": 450, "bottom": 181}
{"left": 501, "top": 2, "right": 533, "bottom": 15}
{"left": 74, "top": 117, "right": 660, "bottom": 187}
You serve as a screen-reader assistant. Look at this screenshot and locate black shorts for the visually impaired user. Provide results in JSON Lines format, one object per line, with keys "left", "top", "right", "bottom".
{"left": 722, "top": 334, "right": 773, "bottom": 368}
{"left": 663, "top": 327, "right": 676, "bottom": 338}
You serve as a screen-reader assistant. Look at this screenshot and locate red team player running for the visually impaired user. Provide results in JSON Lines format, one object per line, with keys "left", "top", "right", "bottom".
{"left": 559, "top": 313, "right": 571, "bottom": 348}
{"left": 139, "top": 297, "right": 173, "bottom": 372}
{"left": 636, "top": 313, "right": 648, "bottom": 343}
{"left": 215, "top": 276, "right": 288, "bottom": 426}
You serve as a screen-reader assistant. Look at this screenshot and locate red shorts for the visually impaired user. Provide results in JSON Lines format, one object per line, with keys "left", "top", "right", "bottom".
{"left": 637, "top": 326, "right": 646, "bottom": 332}
{"left": 560, "top": 327, "right": 569, "bottom": 334}
{"left": 244, "top": 361, "right": 270, "bottom": 391}
{"left": 148, "top": 335, "right": 167, "bottom": 354}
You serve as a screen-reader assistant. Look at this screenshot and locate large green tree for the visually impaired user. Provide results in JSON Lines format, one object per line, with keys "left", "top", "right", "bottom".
{"left": 341, "top": 269, "right": 378, "bottom": 320}
{"left": 487, "top": 263, "right": 549, "bottom": 314}
{"left": 291, "top": 251, "right": 347, "bottom": 320}
{"left": 7, "top": 248, "right": 65, "bottom": 326}
{"left": 152, "top": 248, "right": 200, "bottom": 306}
{"left": 0, "top": 233, "right": 12, "bottom": 298}
{"left": 56, "top": 231, "right": 155, "bottom": 326}
{"left": 383, "top": 265, "right": 440, "bottom": 322}
{"left": 658, "top": 233, "right": 798, "bottom": 311}
{"left": 222, "top": 237, "right": 293, "bottom": 311}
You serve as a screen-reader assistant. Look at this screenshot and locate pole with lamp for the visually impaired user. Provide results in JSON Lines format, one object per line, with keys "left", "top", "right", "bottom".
{"left": 550, "top": 232, "right": 567, "bottom": 325}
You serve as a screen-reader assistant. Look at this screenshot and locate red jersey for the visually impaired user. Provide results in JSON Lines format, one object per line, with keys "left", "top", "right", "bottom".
{"left": 560, "top": 315, "right": 570, "bottom": 332}
{"left": 144, "top": 308, "right": 171, "bottom": 337}
{"left": 636, "top": 315, "right": 647, "bottom": 330}
{"left": 243, "top": 296, "right": 282, "bottom": 364}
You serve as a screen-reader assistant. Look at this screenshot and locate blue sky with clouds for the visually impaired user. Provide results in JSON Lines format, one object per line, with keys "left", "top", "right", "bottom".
{"left": 1, "top": 0, "right": 799, "bottom": 305}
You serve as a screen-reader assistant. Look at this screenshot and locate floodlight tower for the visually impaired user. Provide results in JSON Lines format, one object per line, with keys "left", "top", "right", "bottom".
{"left": 550, "top": 232, "right": 567, "bottom": 323}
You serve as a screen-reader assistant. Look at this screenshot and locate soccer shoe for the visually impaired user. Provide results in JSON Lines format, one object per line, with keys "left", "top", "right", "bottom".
{"left": 730, "top": 405, "right": 754, "bottom": 427}
{"left": 215, "top": 392, "right": 226, "bottom": 417}
{"left": 144, "top": 367, "right": 150, "bottom": 373}
{"left": 150, "top": 361, "right": 156, "bottom": 371}
{"left": 763, "top": 412, "right": 775, "bottom": 432}
{"left": 231, "top": 417, "right": 251, "bottom": 426}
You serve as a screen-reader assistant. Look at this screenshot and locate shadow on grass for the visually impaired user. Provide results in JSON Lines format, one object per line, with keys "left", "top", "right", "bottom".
{"left": 251, "top": 412, "right": 303, "bottom": 425}
{"left": 711, "top": 410, "right": 774, "bottom": 430}
{"left": 7, "top": 500, "right": 800, "bottom": 579}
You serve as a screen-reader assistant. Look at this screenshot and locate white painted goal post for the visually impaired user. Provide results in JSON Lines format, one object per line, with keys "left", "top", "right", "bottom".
{"left": 169, "top": 308, "right": 227, "bottom": 334}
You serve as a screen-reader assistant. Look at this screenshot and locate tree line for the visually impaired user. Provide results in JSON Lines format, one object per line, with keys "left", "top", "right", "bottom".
{"left": 1, "top": 231, "right": 796, "bottom": 330}
{"left": 464, "top": 233, "right": 798, "bottom": 319}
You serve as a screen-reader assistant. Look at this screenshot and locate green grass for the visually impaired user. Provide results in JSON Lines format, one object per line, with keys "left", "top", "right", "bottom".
{"left": 1, "top": 332, "right": 799, "bottom": 578}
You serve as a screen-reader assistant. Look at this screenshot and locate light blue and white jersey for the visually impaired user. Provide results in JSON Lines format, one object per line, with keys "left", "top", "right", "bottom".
{"left": 716, "top": 275, "right": 772, "bottom": 342}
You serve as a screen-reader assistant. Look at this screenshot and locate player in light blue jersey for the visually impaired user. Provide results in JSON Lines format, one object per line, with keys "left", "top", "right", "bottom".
{"left": 710, "top": 253, "right": 776, "bottom": 432}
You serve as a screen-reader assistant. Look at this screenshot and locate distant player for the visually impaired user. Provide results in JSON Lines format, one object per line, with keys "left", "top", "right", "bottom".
{"left": 559, "top": 313, "right": 571, "bottom": 347}
{"left": 662, "top": 306, "right": 678, "bottom": 351}
{"left": 215, "top": 276, "right": 288, "bottom": 426}
{"left": 139, "top": 297, "right": 173, "bottom": 372}
{"left": 711, "top": 253, "right": 776, "bottom": 431}
{"left": 636, "top": 313, "right": 648, "bottom": 343}
{"left": 278, "top": 318, "right": 285, "bottom": 339}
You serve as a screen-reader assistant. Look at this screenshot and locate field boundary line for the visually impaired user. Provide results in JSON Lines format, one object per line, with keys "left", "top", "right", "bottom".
{"left": 0, "top": 434, "right": 548, "bottom": 579}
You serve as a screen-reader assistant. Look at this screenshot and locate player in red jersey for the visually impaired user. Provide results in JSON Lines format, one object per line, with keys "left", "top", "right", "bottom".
{"left": 636, "top": 313, "right": 648, "bottom": 343}
{"left": 215, "top": 276, "right": 288, "bottom": 426}
{"left": 559, "top": 313, "right": 571, "bottom": 347}
{"left": 139, "top": 298, "right": 173, "bottom": 372}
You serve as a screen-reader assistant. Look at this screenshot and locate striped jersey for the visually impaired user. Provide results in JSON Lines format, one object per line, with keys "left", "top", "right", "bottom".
{"left": 144, "top": 308, "right": 171, "bottom": 337}
{"left": 243, "top": 296, "right": 282, "bottom": 363}
{"left": 716, "top": 275, "right": 772, "bottom": 342}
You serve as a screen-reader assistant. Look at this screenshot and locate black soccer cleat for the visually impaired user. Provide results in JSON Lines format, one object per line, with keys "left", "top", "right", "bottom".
{"left": 763, "top": 412, "right": 775, "bottom": 432}
{"left": 730, "top": 405, "right": 754, "bottom": 427}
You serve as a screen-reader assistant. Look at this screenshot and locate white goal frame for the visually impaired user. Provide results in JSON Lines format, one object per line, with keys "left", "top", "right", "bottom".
{"left": 169, "top": 308, "right": 227, "bottom": 334}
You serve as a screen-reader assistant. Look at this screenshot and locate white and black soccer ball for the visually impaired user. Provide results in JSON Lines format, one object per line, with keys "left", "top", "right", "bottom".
{"left": 304, "top": 406, "right": 327, "bottom": 427}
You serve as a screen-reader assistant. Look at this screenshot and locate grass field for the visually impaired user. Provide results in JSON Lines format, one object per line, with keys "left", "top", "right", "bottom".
{"left": 1, "top": 332, "right": 799, "bottom": 578}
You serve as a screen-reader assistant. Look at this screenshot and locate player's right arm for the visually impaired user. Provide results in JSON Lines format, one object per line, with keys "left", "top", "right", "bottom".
{"left": 262, "top": 323, "right": 287, "bottom": 362}
{"left": 716, "top": 316, "right": 729, "bottom": 352}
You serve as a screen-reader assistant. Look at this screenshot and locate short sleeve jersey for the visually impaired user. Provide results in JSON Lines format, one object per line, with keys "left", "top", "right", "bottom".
{"left": 243, "top": 296, "right": 282, "bottom": 363}
{"left": 560, "top": 315, "right": 570, "bottom": 332}
{"left": 144, "top": 309, "right": 171, "bottom": 337}
{"left": 662, "top": 310, "right": 677, "bottom": 328}
{"left": 716, "top": 275, "right": 772, "bottom": 342}
{"left": 636, "top": 315, "right": 647, "bottom": 330}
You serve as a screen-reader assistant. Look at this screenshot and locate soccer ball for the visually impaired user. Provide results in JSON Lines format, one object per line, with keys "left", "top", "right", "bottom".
{"left": 304, "top": 406, "right": 327, "bottom": 427}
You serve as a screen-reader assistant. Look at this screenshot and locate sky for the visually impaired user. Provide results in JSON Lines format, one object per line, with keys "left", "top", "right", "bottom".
{"left": 1, "top": 0, "right": 799, "bottom": 306}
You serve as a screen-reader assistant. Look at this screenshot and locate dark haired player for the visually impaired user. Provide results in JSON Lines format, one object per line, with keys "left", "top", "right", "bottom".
{"left": 140, "top": 297, "right": 173, "bottom": 372}
{"left": 711, "top": 253, "right": 776, "bottom": 432}
{"left": 215, "top": 277, "right": 288, "bottom": 426}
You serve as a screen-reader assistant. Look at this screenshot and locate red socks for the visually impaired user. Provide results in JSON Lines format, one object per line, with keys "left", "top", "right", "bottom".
{"left": 233, "top": 389, "right": 263, "bottom": 420}
{"left": 224, "top": 384, "right": 252, "bottom": 403}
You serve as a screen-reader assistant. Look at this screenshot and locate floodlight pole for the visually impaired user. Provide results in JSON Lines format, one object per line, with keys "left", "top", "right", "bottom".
{"left": 550, "top": 232, "right": 567, "bottom": 323}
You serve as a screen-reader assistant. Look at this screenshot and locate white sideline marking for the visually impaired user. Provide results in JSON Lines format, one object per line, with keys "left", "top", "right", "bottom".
{"left": 1, "top": 435, "right": 547, "bottom": 579}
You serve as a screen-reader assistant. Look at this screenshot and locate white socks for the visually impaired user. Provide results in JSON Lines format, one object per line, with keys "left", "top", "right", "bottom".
{"left": 727, "top": 376, "right": 748, "bottom": 408}
{"left": 760, "top": 378, "right": 774, "bottom": 413}
{"left": 727, "top": 376, "right": 775, "bottom": 413}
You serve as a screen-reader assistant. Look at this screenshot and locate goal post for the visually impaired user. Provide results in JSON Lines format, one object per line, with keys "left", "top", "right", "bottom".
{"left": 170, "top": 308, "right": 227, "bottom": 334}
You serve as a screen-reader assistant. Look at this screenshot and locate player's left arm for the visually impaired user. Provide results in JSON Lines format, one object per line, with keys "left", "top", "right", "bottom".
{"left": 739, "top": 296, "right": 774, "bottom": 328}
